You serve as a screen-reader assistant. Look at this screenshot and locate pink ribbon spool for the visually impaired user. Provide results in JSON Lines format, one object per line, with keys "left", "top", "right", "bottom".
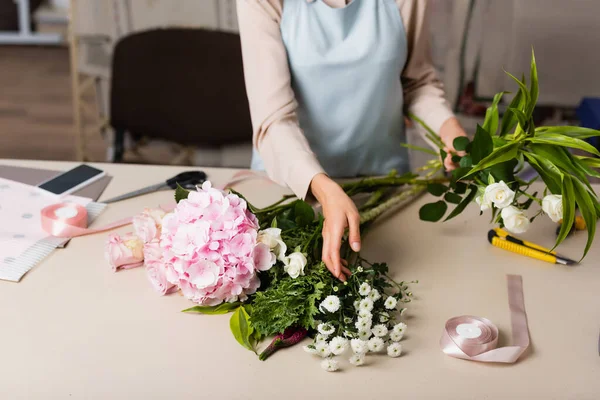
{"left": 41, "top": 202, "right": 132, "bottom": 238}
{"left": 440, "top": 275, "right": 530, "bottom": 363}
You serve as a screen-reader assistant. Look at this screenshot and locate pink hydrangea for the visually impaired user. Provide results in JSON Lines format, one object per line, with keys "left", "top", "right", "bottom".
{"left": 159, "top": 181, "right": 273, "bottom": 305}
{"left": 133, "top": 208, "right": 166, "bottom": 243}
{"left": 144, "top": 242, "right": 177, "bottom": 296}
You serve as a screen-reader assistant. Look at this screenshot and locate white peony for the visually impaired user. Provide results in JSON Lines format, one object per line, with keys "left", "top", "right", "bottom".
{"left": 501, "top": 206, "right": 530, "bottom": 234}
{"left": 483, "top": 181, "right": 515, "bottom": 209}
{"left": 542, "top": 194, "right": 563, "bottom": 223}
{"left": 329, "top": 336, "right": 349, "bottom": 356}
{"left": 257, "top": 228, "right": 287, "bottom": 261}
{"left": 349, "top": 353, "right": 365, "bottom": 366}
{"left": 350, "top": 338, "right": 368, "bottom": 355}
{"left": 387, "top": 342, "right": 403, "bottom": 358}
{"left": 384, "top": 297, "right": 398, "bottom": 310}
{"left": 321, "top": 358, "right": 339, "bottom": 372}
{"left": 358, "top": 282, "right": 371, "bottom": 296}
{"left": 320, "top": 295, "right": 340, "bottom": 313}
{"left": 283, "top": 252, "right": 307, "bottom": 279}
{"left": 367, "top": 337, "right": 385, "bottom": 352}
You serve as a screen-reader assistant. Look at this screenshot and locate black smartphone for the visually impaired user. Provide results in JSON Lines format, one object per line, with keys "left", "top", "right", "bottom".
{"left": 37, "top": 164, "right": 106, "bottom": 196}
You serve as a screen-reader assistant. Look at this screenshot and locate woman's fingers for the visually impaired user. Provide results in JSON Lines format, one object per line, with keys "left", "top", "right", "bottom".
{"left": 347, "top": 209, "right": 361, "bottom": 252}
{"left": 341, "top": 265, "right": 352, "bottom": 277}
{"left": 322, "top": 219, "right": 346, "bottom": 282}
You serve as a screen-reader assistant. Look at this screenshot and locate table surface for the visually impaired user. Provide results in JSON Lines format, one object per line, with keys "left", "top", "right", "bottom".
{"left": 1, "top": 159, "right": 599, "bottom": 400}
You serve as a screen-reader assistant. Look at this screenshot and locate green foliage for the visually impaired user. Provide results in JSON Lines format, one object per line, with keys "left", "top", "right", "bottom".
{"left": 482, "top": 92, "right": 505, "bottom": 135}
{"left": 419, "top": 201, "right": 448, "bottom": 222}
{"left": 175, "top": 184, "right": 190, "bottom": 203}
{"left": 230, "top": 305, "right": 256, "bottom": 352}
{"left": 453, "top": 136, "right": 470, "bottom": 152}
{"left": 471, "top": 125, "right": 494, "bottom": 164}
{"left": 183, "top": 302, "right": 241, "bottom": 314}
{"left": 444, "top": 185, "right": 478, "bottom": 222}
{"left": 427, "top": 183, "right": 448, "bottom": 197}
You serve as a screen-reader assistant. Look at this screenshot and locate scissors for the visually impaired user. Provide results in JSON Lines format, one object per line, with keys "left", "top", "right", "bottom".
{"left": 103, "top": 170, "right": 207, "bottom": 203}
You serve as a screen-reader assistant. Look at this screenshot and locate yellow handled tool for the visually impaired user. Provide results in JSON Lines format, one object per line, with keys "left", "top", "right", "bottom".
{"left": 494, "top": 228, "right": 557, "bottom": 255}
{"left": 488, "top": 230, "right": 577, "bottom": 266}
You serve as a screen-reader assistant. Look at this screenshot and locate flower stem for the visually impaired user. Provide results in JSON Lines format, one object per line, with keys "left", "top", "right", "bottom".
{"left": 359, "top": 185, "right": 426, "bottom": 225}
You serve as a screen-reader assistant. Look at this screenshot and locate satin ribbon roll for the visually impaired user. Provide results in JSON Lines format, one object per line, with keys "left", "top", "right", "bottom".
{"left": 440, "top": 275, "right": 529, "bottom": 363}
{"left": 41, "top": 202, "right": 132, "bottom": 238}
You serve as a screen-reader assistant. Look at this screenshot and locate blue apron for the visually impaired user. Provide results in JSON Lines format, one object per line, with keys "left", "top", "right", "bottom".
{"left": 251, "top": 0, "right": 408, "bottom": 178}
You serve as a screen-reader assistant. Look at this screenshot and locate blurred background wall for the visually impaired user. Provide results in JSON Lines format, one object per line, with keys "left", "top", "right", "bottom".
{"left": 1, "top": 0, "right": 599, "bottom": 170}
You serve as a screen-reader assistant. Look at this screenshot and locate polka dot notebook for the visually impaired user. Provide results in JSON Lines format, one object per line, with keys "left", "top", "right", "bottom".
{"left": 0, "top": 177, "right": 106, "bottom": 282}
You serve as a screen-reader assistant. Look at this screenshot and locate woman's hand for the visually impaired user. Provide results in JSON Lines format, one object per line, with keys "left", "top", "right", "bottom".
{"left": 310, "top": 173, "right": 358, "bottom": 282}
{"left": 439, "top": 117, "right": 468, "bottom": 171}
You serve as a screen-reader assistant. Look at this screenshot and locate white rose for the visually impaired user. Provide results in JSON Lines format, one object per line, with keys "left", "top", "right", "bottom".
{"left": 484, "top": 181, "right": 515, "bottom": 209}
{"left": 283, "top": 252, "right": 307, "bottom": 279}
{"left": 257, "top": 228, "right": 287, "bottom": 261}
{"left": 476, "top": 193, "right": 492, "bottom": 211}
{"left": 501, "top": 206, "right": 530, "bottom": 234}
{"left": 542, "top": 194, "right": 563, "bottom": 223}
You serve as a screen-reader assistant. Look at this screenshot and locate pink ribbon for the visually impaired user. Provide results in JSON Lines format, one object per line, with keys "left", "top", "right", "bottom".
{"left": 41, "top": 203, "right": 132, "bottom": 238}
{"left": 440, "top": 274, "right": 529, "bottom": 363}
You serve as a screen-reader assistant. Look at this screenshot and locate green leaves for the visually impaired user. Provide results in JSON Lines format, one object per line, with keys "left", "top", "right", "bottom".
{"left": 427, "top": 183, "right": 448, "bottom": 197}
{"left": 462, "top": 143, "right": 520, "bottom": 179}
{"left": 419, "top": 201, "right": 448, "bottom": 222}
{"left": 536, "top": 126, "right": 600, "bottom": 140}
{"left": 294, "top": 200, "right": 315, "bottom": 228}
{"left": 182, "top": 302, "right": 241, "bottom": 314}
{"left": 444, "top": 185, "right": 478, "bottom": 222}
{"left": 453, "top": 136, "right": 470, "bottom": 152}
{"left": 555, "top": 175, "right": 576, "bottom": 251}
{"left": 483, "top": 92, "right": 505, "bottom": 135}
{"left": 572, "top": 178, "right": 597, "bottom": 259}
{"left": 528, "top": 133, "right": 600, "bottom": 156}
{"left": 444, "top": 192, "right": 463, "bottom": 204}
{"left": 528, "top": 48, "right": 539, "bottom": 116}
{"left": 508, "top": 107, "right": 529, "bottom": 132}
{"left": 230, "top": 305, "right": 255, "bottom": 352}
{"left": 175, "top": 183, "right": 190, "bottom": 203}
{"left": 471, "top": 125, "right": 494, "bottom": 164}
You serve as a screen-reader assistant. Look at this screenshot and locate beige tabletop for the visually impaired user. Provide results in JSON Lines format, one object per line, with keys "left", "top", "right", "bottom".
{"left": 1, "top": 159, "right": 599, "bottom": 400}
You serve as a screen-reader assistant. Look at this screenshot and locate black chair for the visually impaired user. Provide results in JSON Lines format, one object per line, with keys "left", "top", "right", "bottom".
{"left": 109, "top": 28, "right": 253, "bottom": 163}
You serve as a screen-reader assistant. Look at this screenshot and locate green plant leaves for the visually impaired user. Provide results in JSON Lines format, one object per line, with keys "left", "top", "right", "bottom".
{"left": 294, "top": 200, "right": 315, "bottom": 227}
{"left": 555, "top": 175, "right": 575, "bottom": 251}
{"left": 444, "top": 192, "right": 463, "bottom": 204}
{"left": 459, "top": 155, "right": 473, "bottom": 168}
{"left": 453, "top": 136, "right": 470, "bottom": 152}
{"left": 427, "top": 183, "right": 448, "bottom": 197}
{"left": 230, "top": 305, "right": 255, "bottom": 353}
{"left": 471, "top": 125, "right": 494, "bottom": 164}
{"left": 175, "top": 183, "right": 190, "bottom": 203}
{"left": 508, "top": 108, "right": 529, "bottom": 132}
{"left": 523, "top": 152, "right": 561, "bottom": 194}
{"left": 401, "top": 143, "right": 439, "bottom": 156}
{"left": 528, "top": 134, "right": 600, "bottom": 156}
{"left": 183, "top": 302, "right": 241, "bottom": 314}
{"left": 462, "top": 143, "right": 520, "bottom": 179}
{"left": 505, "top": 70, "right": 531, "bottom": 115}
{"left": 500, "top": 88, "right": 525, "bottom": 136}
{"left": 528, "top": 48, "right": 539, "bottom": 116}
{"left": 572, "top": 177, "right": 597, "bottom": 259}
{"left": 419, "top": 201, "right": 448, "bottom": 222}
{"left": 444, "top": 185, "right": 478, "bottom": 222}
{"left": 536, "top": 126, "right": 600, "bottom": 139}
{"left": 482, "top": 92, "right": 505, "bottom": 135}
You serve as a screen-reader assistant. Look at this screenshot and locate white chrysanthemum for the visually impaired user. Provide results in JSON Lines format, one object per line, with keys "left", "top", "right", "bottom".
{"left": 358, "top": 309, "right": 372, "bottom": 319}
{"left": 387, "top": 342, "right": 402, "bottom": 358}
{"left": 384, "top": 296, "right": 398, "bottom": 310}
{"left": 321, "top": 358, "right": 339, "bottom": 372}
{"left": 320, "top": 295, "right": 340, "bottom": 313}
{"left": 393, "top": 322, "right": 407, "bottom": 335}
{"left": 329, "top": 336, "right": 349, "bottom": 356}
{"left": 350, "top": 339, "right": 368, "bottom": 355}
{"left": 303, "top": 345, "right": 317, "bottom": 354}
{"left": 359, "top": 298, "right": 374, "bottom": 312}
{"left": 367, "top": 337, "right": 384, "bottom": 352}
{"left": 379, "top": 312, "right": 390, "bottom": 323}
{"left": 358, "top": 329, "right": 372, "bottom": 341}
{"left": 355, "top": 317, "right": 372, "bottom": 331}
{"left": 315, "top": 334, "right": 328, "bottom": 343}
{"left": 344, "top": 317, "right": 353, "bottom": 324}
{"left": 372, "top": 324, "right": 389, "bottom": 337}
{"left": 353, "top": 300, "right": 360, "bottom": 310}
{"left": 317, "top": 323, "right": 335, "bottom": 336}
{"left": 349, "top": 353, "right": 365, "bottom": 366}
{"left": 315, "top": 341, "right": 331, "bottom": 357}
{"left": 358, "top": 282, "right": 371, "bottom": 296}
{"left": 368, "top": 289, "right": 381, "bottom": 302}
{"left": 390, "top": 331, "right": 403, "bottom": 342}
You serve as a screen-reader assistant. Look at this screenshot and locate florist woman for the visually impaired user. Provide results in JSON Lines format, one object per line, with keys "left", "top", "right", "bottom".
{"left": 237, "top": 0, "right": 467, "bottom": 281}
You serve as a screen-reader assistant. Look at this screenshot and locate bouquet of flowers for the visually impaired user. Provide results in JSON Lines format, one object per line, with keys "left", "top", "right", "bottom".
{"left": 104, "top": 51, "right": 599, "bottom": 372}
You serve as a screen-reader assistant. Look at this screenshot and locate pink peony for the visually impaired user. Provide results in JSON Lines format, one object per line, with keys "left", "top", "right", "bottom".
{"left": 105, "top": 232, "right": 144, "bottom": 272}
{"left": 133, "top": 208, "right": 166, "bottom": 243}
{"left": 144, "top": 243, "right": 177, "bottom": 296}
{"left": 159, "top": 181, "right": 273, "bottom": 305}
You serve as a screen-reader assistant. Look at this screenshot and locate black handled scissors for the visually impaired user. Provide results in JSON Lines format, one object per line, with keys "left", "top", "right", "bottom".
{"left": 103, "top": 170, "right": 207, "bottom": 203}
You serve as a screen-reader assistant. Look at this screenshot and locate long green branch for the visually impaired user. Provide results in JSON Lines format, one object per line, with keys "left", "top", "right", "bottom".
{"left": 359, "top": 185, "right": 426, "bottom": 224}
